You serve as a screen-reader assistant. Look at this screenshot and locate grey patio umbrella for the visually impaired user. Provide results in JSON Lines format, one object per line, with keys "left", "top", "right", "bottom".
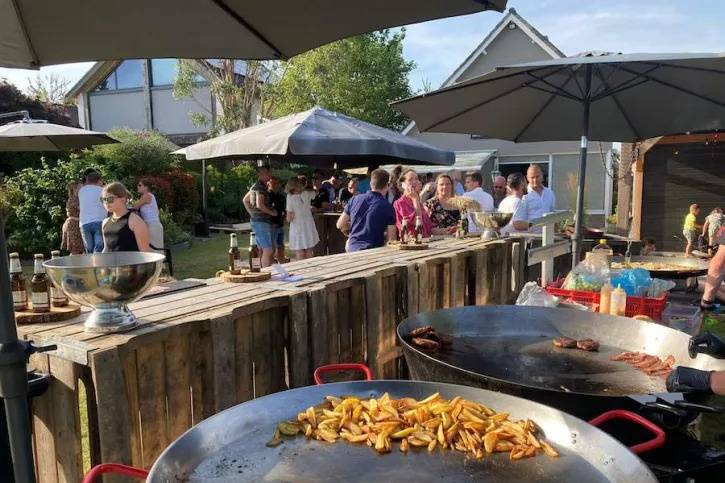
{"left": 174, "top": 106, "right": 455, "bottom": 167}
{"left": 0, "top": 0, "right": 506, "bottom": 68}
{"left": 0, "top": 120, "right": 118, "bottom": 151}
{"left": 394, "top": 52, "right": 725, "bottom": 265}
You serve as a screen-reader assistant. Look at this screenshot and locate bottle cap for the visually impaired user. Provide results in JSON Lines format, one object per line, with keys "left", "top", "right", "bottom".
{"left": 599, "top": 239, "right": 607, "bottom": 244}
{"left": 34, "top": 253, "right": 43, "bottom": 259}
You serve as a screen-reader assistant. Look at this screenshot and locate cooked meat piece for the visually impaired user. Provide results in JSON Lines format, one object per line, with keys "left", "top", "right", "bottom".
{"left": 629, "top": 353, "right": 650, "bottom": 364}
{"left": 412, "top": 337, "right": 440, "bottom": 351}
{"left": 410, "top": 326, "right": 435, "bottom": 338}
{"left": 643, "top": 361, "right": 668, "bottom": 374}
{"left": 635, "top": 355, "right": 661, "bottom": 369}
{"left": 553, "top": 337, "right": 577, "bottom": 348}
{"left": 610, "top": 351, "right": 640, "bottom": 361}
{"left": 576, "top": 339, "right": 600, "bottom": 351}
{"left": 663, "top": 355, "right": 675, "bottom": 367}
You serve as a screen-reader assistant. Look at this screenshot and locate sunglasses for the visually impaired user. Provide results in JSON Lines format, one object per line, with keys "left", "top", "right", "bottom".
{"left": 100, "top": 196, "right": 117, "bottom": 203}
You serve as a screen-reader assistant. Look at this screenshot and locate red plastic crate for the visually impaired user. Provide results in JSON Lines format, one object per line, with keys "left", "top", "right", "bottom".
{"left": 545, "top": 286, "right": 668, "bottom": 320}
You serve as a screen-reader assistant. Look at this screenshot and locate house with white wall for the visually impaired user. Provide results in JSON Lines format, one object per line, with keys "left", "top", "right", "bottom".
{"left": 404, "top": 8, "right": 613, "bottom": 218}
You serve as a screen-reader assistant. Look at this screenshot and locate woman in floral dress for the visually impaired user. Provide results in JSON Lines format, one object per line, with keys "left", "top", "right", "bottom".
{"left": 424, "top": 174, "right": 460, "bottom": 236}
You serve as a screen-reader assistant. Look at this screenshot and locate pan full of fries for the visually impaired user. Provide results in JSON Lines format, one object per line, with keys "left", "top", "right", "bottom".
{"left": 147, "top": 380, "right": 657, "bottom": 482}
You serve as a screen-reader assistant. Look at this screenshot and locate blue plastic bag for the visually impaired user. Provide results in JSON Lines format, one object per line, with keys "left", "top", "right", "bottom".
{"left": 610, "top": 268, "right": 652, "bottom": 296}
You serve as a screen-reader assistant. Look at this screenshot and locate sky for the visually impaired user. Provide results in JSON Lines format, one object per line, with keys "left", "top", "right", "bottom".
{"left": 1, "top": 0, "right": 724, "bottom": 95}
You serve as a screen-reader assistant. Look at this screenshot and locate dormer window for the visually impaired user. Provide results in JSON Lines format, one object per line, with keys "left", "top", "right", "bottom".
{"left": 94, "top": 60, "right": 144, "bottom": 91}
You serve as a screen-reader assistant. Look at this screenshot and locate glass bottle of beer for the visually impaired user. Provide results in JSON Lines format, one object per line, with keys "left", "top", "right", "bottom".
{"left": 461, "top": 209, "right": 468, "bottom": 235}
{"left": 401, "top": 217, "right": 409, "bottom": 244}
{"left": 31, "top": 253, "right": 51, "bottom": 313}
{"left": 9, "top": 252, "right": 28, "bottom": 311}
{"left": 249, "top": 232, "right": 261, "bottom": 273}
{"left": 49, "top": 250, "right": 68, "bottom": 307}
{"left": 228, "top": 233, "right": 242, "bottom": 275}
{"left": 414, "top": 216, "right": 423, "bottom": 244}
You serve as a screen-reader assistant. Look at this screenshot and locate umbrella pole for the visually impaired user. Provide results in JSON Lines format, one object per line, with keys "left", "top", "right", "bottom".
{"left": 202, "top": 159, "right": 208, "bottom": 221}
{"left": 572, "top": 65, "right": 593, "bottom": 268}
{"left": 0, "top": 222, "right": 36, "bottom": 483}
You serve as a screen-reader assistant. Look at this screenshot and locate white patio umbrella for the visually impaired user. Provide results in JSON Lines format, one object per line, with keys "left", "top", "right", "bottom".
{"left": 0, "top": 0, "right": 506, "bottom": 68}
{"left": 0, "top": 3, "right": 509, "bottom": 481}
{"left": 0, "top": 120, "right": 118, "bottom": 151}
{"left": 394, "top": 52, "right": 725, "bottom": 265}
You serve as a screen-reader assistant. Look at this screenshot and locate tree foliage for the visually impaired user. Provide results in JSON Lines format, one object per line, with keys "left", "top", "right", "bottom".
{"left": 268, "top": 30, "right": 415, "bottom": 130}
{"left": 173, "top": 59, "right": 279, "bottom": 136}
{"left": 25, "top": 73, "right": 72, "bottom": 105}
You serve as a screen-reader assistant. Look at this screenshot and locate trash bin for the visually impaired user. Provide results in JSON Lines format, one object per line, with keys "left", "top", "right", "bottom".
{"left": 0, "top": 370, "right": 51, "bottom": 483}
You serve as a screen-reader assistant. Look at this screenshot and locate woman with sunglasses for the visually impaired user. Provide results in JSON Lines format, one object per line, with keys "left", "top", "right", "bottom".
{"left": 101, "top": 182, "right": 151, "bottom": 252}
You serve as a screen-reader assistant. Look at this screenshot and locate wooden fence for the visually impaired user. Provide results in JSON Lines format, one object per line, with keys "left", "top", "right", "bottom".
{"left": 18, "top": 237, "right": 526, "bottom": 481}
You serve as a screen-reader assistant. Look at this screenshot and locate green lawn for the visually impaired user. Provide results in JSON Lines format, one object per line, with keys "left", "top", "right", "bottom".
{"left": 172, "top": 232, "right": 251, "bottom": 280}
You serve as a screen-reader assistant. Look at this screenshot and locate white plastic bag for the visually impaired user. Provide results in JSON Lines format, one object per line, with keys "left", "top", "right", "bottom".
{"left": 516, "top": 282, "right": 560, "bottom": 307}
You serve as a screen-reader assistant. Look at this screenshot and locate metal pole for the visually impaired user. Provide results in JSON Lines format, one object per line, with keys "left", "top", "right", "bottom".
{"left": 202, "top": 159, "right": 208, "bottom": 221}
{"left": 0, "top": 221, "right": 36, "bottom": 483}
{"left": 572, "top": 64, "right": 593, "bottom": 268}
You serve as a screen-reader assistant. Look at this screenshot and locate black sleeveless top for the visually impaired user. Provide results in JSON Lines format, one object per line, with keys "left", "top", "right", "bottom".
{"left": 103, "top": 211, "right": 139, "bottom": 252}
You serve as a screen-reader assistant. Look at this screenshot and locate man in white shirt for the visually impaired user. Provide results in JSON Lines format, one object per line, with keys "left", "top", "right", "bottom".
{"left": 78, "top": 170, "right": 107, "bottom": 253}
{"left": 499, "top": 173, "right": 531, "bottom": 235}
{"left": 462, "top": 172, "right": 494, "bottom": 233}
{"left": 523, "top": 164, "right": 556, "bottom": 221}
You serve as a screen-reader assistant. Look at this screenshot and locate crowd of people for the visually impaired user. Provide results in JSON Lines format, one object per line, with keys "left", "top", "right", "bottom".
{"left": 242, "top": 163, "right": 557, "bottom": 268}
{"left": 61, "top": 169, "right": 163, "bottom": 255}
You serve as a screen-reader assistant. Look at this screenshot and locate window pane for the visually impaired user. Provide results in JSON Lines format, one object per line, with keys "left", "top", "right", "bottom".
{"left": 151, "top": 59, "right": 178, "bottom": 86}
{"left": 94, "top": 73, "right": 116, "bottom": 91}
{"left": 115, "top": 60, "right": 144, "bottom": 89}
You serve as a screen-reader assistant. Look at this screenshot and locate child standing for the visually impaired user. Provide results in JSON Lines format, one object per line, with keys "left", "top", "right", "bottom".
{"left": 683, "top": 203, "right": 702, "bottom": 257}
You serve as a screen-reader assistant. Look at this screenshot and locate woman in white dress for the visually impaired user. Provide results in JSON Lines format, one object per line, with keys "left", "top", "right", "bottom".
{"left": 133, "top": 178, "right": 164, "bottom": 251}
{"left": 286, "top": 178, "right": 319, "bottom": 260}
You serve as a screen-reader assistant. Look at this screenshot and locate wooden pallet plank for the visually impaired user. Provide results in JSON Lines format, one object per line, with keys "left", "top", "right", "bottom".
{"left": 337, "top": 286, "right": 351, "bottom": 362}
{"left": 499, "top": 240, "right": 513, "bottom": 304}
{"left": 30, "top": 354, "right": 58, "bottom": 483}
{"left": 326, "top": 287, "right": 340, "bottom": 364}
{"left": 190, "top": 327, "right": 214, "bottom": 423}
{"left": 364, "top": 273, "right": 384, "bottom": 378}
{"left": 268, "top": 307, "right": 288, "bottom": 394}
{"left": 308, "top": 287, "right": 329, "bottom": 371}
{"left": 252, "top": 310, "right": 274, "bottom": 397}
{"left": 349, "top": 284, "right": 366, "bottom": 362}
{"left": 233, "top": 314, "right": 255, "bottom": 403}
{"left": 120, "top": 349, "right": 142, "bottom": 468}
{"left": 287, "top": 292, "right": 311, "bottom": 388}
{"left": 164, "top": 333, "right": 192, "bottom": 441}
{"left": 135, "top": 342, "right": 168, "bottom": 468}
{"left": 89, "top": 348, "right": 133, "bottom": 472}
{"left": 48, "top": 357, "right": 82, "bottom": 483}
{"left": 211, "top": 316, "right": 237, "bottom": 412}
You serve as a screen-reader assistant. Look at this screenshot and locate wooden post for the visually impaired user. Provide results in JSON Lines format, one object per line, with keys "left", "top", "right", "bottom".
{"left": 498, "top": 240, "right": 512, "bottom": 304}
{"left": 89, "top": 349, "right": 133, "bottom": 477}
{"left": 364, "top": 273, "right": 384, "bottom": 378}
{"left": 287, "top": 292, "right": 311, "bottom": 387}
{"left": 631, "top": 154, "right": 645, "bottom": 240}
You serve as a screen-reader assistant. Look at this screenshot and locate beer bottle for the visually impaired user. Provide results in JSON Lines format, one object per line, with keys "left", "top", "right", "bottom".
{"left": 9, "top": 252, "right": 28, "bottom": 311}
{"left": 414, "top": 216, "right": 423, "bottom": 244}
{"left": 401, "top": 217, "right": 409, "bottom": 244}
{"left": 50, "top": 250, "right": 68, "bottom": 307}
{"left": 456, "top": 218, "right": 465, "bottom": 238}
{"left": 461, "top": 210, "right": 469, "bottom": 235}
{"left": 228, "top": 233, "right": 242, "bottom": 275}
{"left": 31, "top": 254, "right": 51, "bottom": 313}
{"left": 249, "top": 232, "right": 261, "bottom": 273}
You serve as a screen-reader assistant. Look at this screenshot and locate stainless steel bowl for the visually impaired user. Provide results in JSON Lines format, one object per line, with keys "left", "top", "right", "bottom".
{"left": 470, "top": 211, "right": 514, "bottom": 239}
{"left": 44, "top": 252, "right": 165, "bottom": 333}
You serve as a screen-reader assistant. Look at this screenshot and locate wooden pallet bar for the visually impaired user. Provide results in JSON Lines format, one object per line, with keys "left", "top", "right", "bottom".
{"left": 19, "top": 236, "right": 527, "bottom": 479}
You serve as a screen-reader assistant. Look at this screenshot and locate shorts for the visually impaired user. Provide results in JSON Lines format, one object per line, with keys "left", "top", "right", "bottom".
{"left": 683, "top": 229, "right": 698, "bottom": 243}
{"left": 251, "top": 221, "right": 273, "bottom": 249}
{"left": 272, "top": 226, "right": 284, "bottom": 247}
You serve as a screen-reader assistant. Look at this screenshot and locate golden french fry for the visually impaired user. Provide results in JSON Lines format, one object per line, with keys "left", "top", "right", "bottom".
{"left": 483, "top": 431, "right": 498, "bottom": 453}
{"left": 541, "top": 440, "right": 560, "bottom": 458}
{"left": 427, "top": 439, "right": 437, "bottom": 452}
{"left": 409, "top": 437, "right": 428, "bottom": 447}
{"left": 392, "top": 427, "right": 416, "bottom": 439}
{"left": 494, "top": 441, "right": 514, "bottom": 452}
{"left": 278, "top": 421, "right": 301, "bottom": 436}
{"left": 526, "top": 431, "right": 541, "bottom": 448}
{"left": 437, "top": 423, "right": 446, "bottom": 446}
{"left": 341, "top": 433, "right": 369, "bottom": 443}
{"left": 306, "top": 407, "right": 317, "bottom": 428}
{"left": 400, "top": 438, "right": 409, "bottom": 453}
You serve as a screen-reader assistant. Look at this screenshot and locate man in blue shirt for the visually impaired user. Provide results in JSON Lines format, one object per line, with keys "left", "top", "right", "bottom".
{"left": 336, "top": 169, "right": 396, "bottom": 252}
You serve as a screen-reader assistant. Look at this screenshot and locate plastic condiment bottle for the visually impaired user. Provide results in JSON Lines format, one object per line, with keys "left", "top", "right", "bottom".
{"left": 610, "top": 284, "right": 627, "bottom": 317}
{"left": 599, "top": 281, "right": 613, "bottom": 315}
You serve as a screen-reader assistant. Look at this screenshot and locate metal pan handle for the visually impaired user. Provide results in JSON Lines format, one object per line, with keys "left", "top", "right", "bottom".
{"left": 83, "top": 463, "right": 149, "bottom": 482}
{"left": 314, "top": 363, "right": 373, "bottom": 385}
{"left": 589, "top": 409, "right": 666, "bottom": 455}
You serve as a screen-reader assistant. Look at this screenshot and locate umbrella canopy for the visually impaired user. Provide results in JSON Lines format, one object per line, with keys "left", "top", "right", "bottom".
{"left": 0, "top": 0, "right": 506, "bottom": 68}
{"left": 0, "top": 121, "right": 118, "bottom": 151}
{"left": 394, "top": 52, "right": 725, "bottom": 264}
{"left": 175, "top": 106, "right": 455, "bottom": 168}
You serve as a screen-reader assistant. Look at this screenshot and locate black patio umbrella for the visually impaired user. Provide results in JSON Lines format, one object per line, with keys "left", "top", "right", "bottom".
{"left": 1, "top": 3, "right": 509, "bottom": 482}
{"left": 393, "top": 52, "right": 725, "bottom": 265}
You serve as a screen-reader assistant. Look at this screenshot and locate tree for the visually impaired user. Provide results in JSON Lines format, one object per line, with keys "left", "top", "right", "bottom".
{"left": 269, "top": 29, "right": 415, "bottom": 130}
{"left": 26, "top": 73, "right": 71, "bottom": 105}
{"left": 173, "top": 59, "right": 279, "bottom": 136}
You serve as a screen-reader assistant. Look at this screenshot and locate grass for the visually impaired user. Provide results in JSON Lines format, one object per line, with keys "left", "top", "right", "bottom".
{"left": 172, "top": 232, "right": 251, "bottom": 280}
